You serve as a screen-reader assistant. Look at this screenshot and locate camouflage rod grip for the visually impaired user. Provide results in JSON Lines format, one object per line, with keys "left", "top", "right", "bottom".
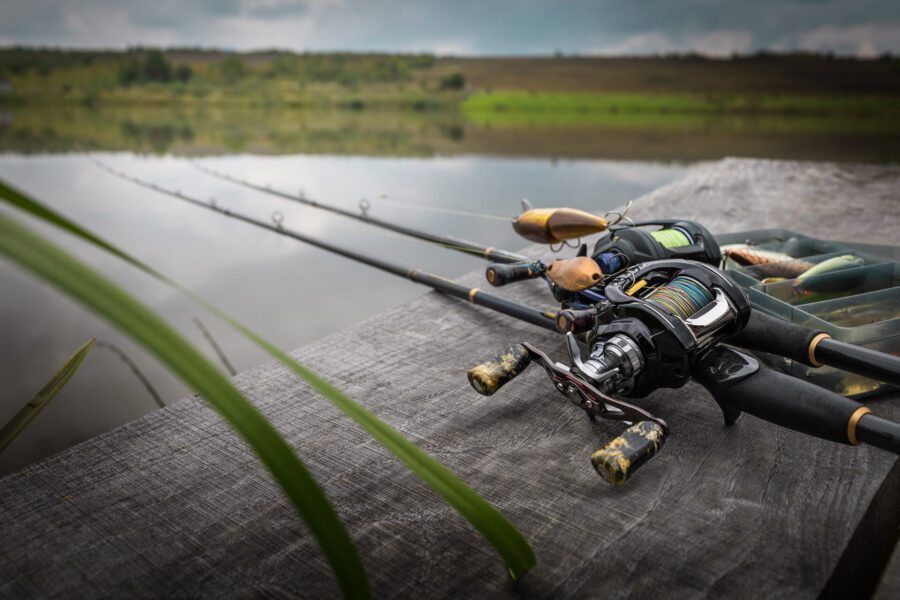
{"left": 591, "top": 421, "right": 667, "bottom": 485}
{"left": 485, "top": 262, "right": 542, "bottom": 287}
{"left": 467, "top": 344, "right": 532, "bottom": 396}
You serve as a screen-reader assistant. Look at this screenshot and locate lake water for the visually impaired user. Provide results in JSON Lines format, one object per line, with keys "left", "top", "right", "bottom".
{"left": 0, "top": 146, "right": 688, "bottom": 473}
{"left": 1, "top": 105, "right": 895, "bottom": 474}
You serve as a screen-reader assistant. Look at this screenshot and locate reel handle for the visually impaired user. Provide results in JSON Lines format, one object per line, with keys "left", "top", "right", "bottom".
{"left": 591, "top": 421, "right": 667, "bottom": 485}
{"left": 485, "top": 262, "right": 542, "bottom": 287}
{"left": 467, "top": 344, "right": 532, "bottom": 396}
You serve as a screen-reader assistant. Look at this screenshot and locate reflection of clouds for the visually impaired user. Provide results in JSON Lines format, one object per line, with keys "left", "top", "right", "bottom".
{"left": 585, "top": 161, "right": 686, "bottom": 187}
{"left": 0, "top": 150, "right": 689, "bottom": 474}
{"left": 0, "top": 151, "right": 685, "bottom": 316}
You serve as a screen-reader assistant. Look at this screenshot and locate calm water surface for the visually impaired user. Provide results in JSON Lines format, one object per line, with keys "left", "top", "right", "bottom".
{"left": 0, "top": 150, "right": 686, "bottom": 473}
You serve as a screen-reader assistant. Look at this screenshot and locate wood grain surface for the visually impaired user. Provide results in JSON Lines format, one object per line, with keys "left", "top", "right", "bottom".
{"left": 1, "top": 158, "right": 897, "bottom": 598}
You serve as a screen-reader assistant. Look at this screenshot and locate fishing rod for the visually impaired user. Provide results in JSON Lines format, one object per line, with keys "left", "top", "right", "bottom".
{"left": 97, "top": 161, "right": 900, "bottom": 485}
{"left": 187, "top": 162, "right": 900, "bottom": 391}
{"left": 93, "top": 160, "right": 559, "bottom": 332}
{"left": 469, "top": 258, "right": 900, "bottom": 484}
{"left": 191, "top": 161, "right": 532, "bottom": 265}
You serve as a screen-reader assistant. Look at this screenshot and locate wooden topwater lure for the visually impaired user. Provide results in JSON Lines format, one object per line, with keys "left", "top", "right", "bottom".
{"left": 723, "top": 246, "right": 815, "bottom": 278}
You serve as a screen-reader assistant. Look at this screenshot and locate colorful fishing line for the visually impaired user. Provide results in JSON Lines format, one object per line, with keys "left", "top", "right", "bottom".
{"left": 645, "top": 276, "right": 714, "bottom": 319}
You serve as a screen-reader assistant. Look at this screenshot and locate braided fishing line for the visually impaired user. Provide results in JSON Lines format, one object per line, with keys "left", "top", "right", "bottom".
{"left": 366, "top": 195, "right": 512, "bottom": 221}
{"left": 645, "top": 276, "right": 714, "bottom": 319}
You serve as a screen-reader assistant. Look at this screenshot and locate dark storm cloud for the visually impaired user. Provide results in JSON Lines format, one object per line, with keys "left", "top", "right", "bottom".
{"left": 0, "top": 0, "right": 898, "bottom": 56}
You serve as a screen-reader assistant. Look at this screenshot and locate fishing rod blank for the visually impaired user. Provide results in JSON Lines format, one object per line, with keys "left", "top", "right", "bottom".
{"left": 95, "top": 161, "right": 558, "bottom": 332}
{"left": 191, "top": 162, "right": 530, "bottom": 265}
{"left": 103, "top": 160, "right": 900, "bottom": 392}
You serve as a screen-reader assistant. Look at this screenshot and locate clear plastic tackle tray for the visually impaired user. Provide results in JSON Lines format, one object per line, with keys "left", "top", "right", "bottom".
{"left": 715, "top": 229, "right": 899, "bottom": 398}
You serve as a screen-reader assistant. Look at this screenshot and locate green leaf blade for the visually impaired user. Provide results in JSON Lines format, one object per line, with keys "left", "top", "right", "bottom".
{"left": 0, "top": 338, "right": 95, "bottom": 453}
{"left": 0, "top": 211, "right": 370, "bottom": 599}
{"left": 0, "top": 174, "right": 537, "bottom": 580}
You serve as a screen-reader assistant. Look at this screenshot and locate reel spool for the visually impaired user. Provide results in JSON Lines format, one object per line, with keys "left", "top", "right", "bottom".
{"left": 468, "top": 260, "right": 750, "bottom": 484}
{"left": 573, "top": 259, "right": 750, "bottom": 398}
{"left": 591, "top": 219, "right": 722, "bottom": 275}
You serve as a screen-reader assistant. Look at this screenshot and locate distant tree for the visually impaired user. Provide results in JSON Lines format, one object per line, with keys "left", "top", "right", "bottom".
{"left": 144, "top": 50, "right": 172, "bottom": 82}
{"left": 175, "top": 64, "right": 192, "bottom": 83}
{"left": 117, "top": 56, "right": 144, "bottom": 85}
{"left": 219, "top": 55, "right": 245, "bottom": 83}
{"left": 268, "top": 54, "right": 299, "bottom": 77}
{"left": 440, "top": 72, "right": 466, "bottom": 90}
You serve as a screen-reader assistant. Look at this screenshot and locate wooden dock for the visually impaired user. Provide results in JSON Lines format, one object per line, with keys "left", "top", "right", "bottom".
{"left": 1, "top": 158, "right": 898, "bottom": 598}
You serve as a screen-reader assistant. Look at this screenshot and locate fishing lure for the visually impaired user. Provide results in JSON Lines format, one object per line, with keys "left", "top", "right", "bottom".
{"left": 796, "top": 254, "right": 865, "bottom": 280}
{"left": 724, "top": 247, "right": 814, "bottom": 278}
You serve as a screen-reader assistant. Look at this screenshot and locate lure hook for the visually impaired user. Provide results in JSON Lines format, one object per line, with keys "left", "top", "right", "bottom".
{"left": 359, "top": 198, "right": 371, "bottom": 216}
{"left": 271, "top": 211, "right": 284, "bottom": 229}
{"left": 603, "top": 200, "right": 634, "bottom": 227}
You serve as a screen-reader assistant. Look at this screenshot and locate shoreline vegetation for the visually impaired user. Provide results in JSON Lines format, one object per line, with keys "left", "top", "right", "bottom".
{"left": 1, "top": 47, "right": 899, "bottom": 160}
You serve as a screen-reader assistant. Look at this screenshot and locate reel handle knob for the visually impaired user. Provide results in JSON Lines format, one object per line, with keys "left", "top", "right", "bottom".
{"left": 591, "top": 421, "right": 667, "bottom": 485}
{"left": 467, "top": 344, "right": 532, "bottom": 396}
{"left": 556, "top": 308, "right": 595, "bottom": 334}
{"left": 485, "top": 262, "right": 541, "bottom": 287}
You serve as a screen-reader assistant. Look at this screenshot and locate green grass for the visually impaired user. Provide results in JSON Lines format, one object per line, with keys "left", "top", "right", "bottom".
{"left": 0, "top": 339, "right": 95, "bottom": 453}
{"left": 462, "top": 91, "right": 900, "bottom": 115}
{"left": 460, "top": 92, "right": 900, "bottom": 133}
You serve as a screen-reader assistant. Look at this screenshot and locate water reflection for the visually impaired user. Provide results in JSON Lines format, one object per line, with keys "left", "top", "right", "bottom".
{"left": 1, "top": 105, "right": 898, "bottom": 161}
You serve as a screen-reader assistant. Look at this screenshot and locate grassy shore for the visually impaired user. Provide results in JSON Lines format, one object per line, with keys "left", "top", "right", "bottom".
{"left": 3, "top": 49, "right": 900, "bottom": 112}
{"left": 2, "top": 49, "right": 900, "bottom": 160}
{"left": 460, "top": 92, "right": 900, "bottom": 133}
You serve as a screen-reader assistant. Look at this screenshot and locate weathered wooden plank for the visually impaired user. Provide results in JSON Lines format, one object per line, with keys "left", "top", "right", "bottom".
{"left": 0, "top": 158, "right": 897, "bottom": 598}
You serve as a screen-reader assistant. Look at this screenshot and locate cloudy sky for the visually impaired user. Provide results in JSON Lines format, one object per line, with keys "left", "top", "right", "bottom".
{"left": 2, "top": 0, "right": 899, "bottom": 57}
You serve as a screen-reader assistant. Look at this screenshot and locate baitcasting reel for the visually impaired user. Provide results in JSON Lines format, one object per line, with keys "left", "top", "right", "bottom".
{"left": 469, "top": 259, "right": 900, "bottom": 484}
{"left": 484, "top": 219, "right": 722, "bottom": 306}
{"left": 590, "top": 219, "right": 722, "bottom": 274}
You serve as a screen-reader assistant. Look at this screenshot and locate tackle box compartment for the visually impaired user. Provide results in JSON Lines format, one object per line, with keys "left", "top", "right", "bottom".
{"left": 715, "top": 229, "right": 899, "bottom": 398}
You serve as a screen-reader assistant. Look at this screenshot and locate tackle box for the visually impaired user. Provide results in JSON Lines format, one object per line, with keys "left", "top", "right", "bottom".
{"left": 714, "top": 229, "right": 899, "bottom": 399}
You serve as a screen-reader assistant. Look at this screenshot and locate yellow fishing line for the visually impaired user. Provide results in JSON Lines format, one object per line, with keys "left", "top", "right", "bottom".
{"left": 650, "top": 228, "right": 690, "bottom": 248}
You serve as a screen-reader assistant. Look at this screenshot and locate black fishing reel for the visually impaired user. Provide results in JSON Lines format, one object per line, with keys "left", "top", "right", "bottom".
{"left": 468, "top": 259, "right": 900, "bottom": 484}
{"left": 470, "top": 260, "right": 750, "bottom": 483}
{"left": 483, "top": 219, "right": 722, "bottom": 306}
{"left": 590, "top": 219, "right": 722, "bottom": 274}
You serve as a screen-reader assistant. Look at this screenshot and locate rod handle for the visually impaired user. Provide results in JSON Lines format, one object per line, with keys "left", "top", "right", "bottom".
{"left": 727, "top": 309, "right": 824, "bottom": 365}
{"left": 591, "top": 421, "right": 667, "bottom": 485}
{"left": 467, "top": 345, "right": 532, "bottom": 396}
{"left": 816, "top": 337, "right": 900, "bottom": 389}
{"left": 694, "top": 347, "right": 890, "bottom": 450}
{"left": 729, "top": 310, "right": 900, "bottom": 387}
{"left": 485, "top": 262, "right": 541, "bottom": 287}
{"left": 556, "top": 308, "right": 595, "bottom": 334}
